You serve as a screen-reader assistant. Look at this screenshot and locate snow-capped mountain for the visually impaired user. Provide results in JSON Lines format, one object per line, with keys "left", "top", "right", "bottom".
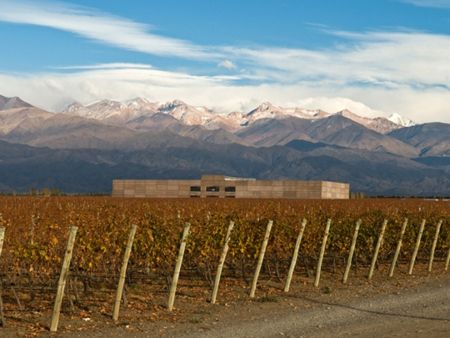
{"left": 388, "top": 113, "right": 415, "bottom": 128}
{"left": 2, "top": 94, "right": 449, "bottom": 196}
{"left": 158, "top": 100, "right": 216, "bottom": 126}
{"left": 295, "top": 97, "right": 386, "bottom": 120}
{"left": 65, "top": 98, "right": 160, "bottom": 123}
{"left": 336, "top": 109, "right": 403, "bottom": 134}
{"left": 61, "top": 98, "right": 415, "bottom": 133}
{"left": 242, "top": 102, "right": 329, "bottom": 126}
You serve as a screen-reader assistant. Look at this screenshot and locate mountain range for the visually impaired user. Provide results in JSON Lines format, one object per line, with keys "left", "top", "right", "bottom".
{"left": 0, "top": 94, "right": 449, "bottom": 196}
{"left": 64, "top": 98, "right": 414, "bottom": 133}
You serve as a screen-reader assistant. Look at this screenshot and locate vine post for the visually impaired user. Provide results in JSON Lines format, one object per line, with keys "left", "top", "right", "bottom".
{"left": 0, "top": 227, "right": 5, "bottom": 327}
{"left": 428, "top": 220, "right": 442, "bottom": 272}
{"left": 368, "top": 219, "right": 388, "bottom": 281}
{"left": 314, "top": 219, "right": 332, "bottom": 288}
{"left": 284, "top": 218, "right": 307, "bottom": 292}
{"left": 167, "top": 222, "right": 190, "bottom": 311}
{"left": 408, "top": 219, "right": 426, "bottom": 275}
{"left": 343, "top": 219, "right": 361, "bottom": 284}
{"left": 446, "top": 232, "right": 450, "bottom": 271}
{"left": 113, "top": 224, "right": 137, "bottom": 322}
{"left": 389, "top": 218, "right": 408, "bottom": 278}
{"left": 211, "top": 221, "right": 235, "bottom": 304}
{"left": 50, "top": 226, "right": 78, "bottom": 332}
{"left": 250, "top": 220, "right": 273, "bottom": 298}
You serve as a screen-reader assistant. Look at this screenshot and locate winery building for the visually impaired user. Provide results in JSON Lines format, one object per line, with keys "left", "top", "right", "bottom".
{"left": 112, "top": 175, "right": 349, "bottom": 199}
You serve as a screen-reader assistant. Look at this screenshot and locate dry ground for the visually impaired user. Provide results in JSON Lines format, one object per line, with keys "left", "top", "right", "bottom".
{"left": 1, "top": 262, "right": 450, "bottom": 337}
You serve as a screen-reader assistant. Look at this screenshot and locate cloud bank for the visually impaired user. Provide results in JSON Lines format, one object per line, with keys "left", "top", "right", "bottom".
{"left": 1, "top": 64, "right": 449, "bottom": 123}
{"left": 0, "top": 1, "right": 449, "bottom": 123}
{"left": 0, "top": 0, "right": 217, "bottom": 60}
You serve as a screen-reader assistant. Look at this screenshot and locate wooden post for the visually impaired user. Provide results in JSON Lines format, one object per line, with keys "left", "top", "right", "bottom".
{"left": 250, "top": 220, "right": 273, "bottom": 298}
{"left": 368, "top": 219, "right": 388, "bottom": 280}
{"left": 211, "top": 221, "right": 235, "bottom": 304}
{"left": 446, "top": 222, "right": 450, "bottom": 272}
{"left": 445, "top": 245, "right": 450, "bottom": 272}
{"left": 113, "top": 224, "right": 137, "bottom": 322}
{"left": 50, "top": 226, "right": 78, "bottom": 332}
{"left": 428, "top": 220, "right": 442, "bottom": 272}
{"left": 284, "top": 219, "right": 307, "bottom": 292}
{"left": 408, "top": 219, "right": 426, "bottom": 275}
{"left": 343, "top": 219, "right": 361, "bottom": 284}
{"left": 314, "top": 219, "right": 332, "bottom": 288}
{"left": 167, "top": 222, "right": 190, "bottom": 311}
{"left": 389, "top": 218, "right": 408, "bottom": 277}
{"left": 0, "top": 227, "right": 4, "bottom": 257}
{"left": 0, "top": 227, "right": 5, "bottom": 327}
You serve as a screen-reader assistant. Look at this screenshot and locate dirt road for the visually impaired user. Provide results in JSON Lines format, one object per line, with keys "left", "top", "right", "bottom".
{"left": 54, "top": 273, "right": 450, "bottom": 338}
{"left": 3, "top": 270, "right": 450, "bottom": 337}
{"left": 187, "top": 279, "right": 450, "bottom": 338}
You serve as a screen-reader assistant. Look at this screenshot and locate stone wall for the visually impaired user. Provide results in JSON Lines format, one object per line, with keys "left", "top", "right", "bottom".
{"left": 112, "top": 176, "right": 349, "bottom": 199}
{"left": 232, "top": 180, "right": 323, "bottom": 199}
{"left": 321, "top": 181, "right": 350, "bottom": 199}
{"left": 112, "top": 179, "right": 200, "bottom": 198}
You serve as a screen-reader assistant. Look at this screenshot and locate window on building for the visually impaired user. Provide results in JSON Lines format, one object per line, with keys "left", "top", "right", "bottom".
{"left": 206, "top": 186, "right": 220, "bottom": 192}
{"left": 190, "top": 186, "right": 201, "bottom": 192}
{"left": 225, "top": 195, "right": 236, "bottom": 198}
{"left": 225, "top": 186, "right": 236, "bottom": 192}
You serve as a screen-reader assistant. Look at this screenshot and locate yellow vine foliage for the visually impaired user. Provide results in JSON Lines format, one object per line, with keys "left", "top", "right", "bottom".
{"left": 0, "top": 196, "right": 448, "bottom": 279}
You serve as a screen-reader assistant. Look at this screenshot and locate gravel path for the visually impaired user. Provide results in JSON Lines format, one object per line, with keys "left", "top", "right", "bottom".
{"left": 177, "top": 279, "right": 450, "bottom": 338}
{"left": 6, "top": 274, "right": 449, "bottom": 337}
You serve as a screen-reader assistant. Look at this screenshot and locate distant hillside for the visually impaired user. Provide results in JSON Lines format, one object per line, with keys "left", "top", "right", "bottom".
{"left": 0, "top": 95, "right": 32, "bottom": 110}
{"left": 0, "top": 95, "right": 449, "bottom": 196}
{"left": 389, "top": 123, "right": 450, "bottom": 156}
{"left": 0, "top": 139, "right": 449, "bottom": 196}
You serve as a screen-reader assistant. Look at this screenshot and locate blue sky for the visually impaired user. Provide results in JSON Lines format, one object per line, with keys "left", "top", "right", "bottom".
{"left": 0, "top": 0, "right": 449, "bottom": 122}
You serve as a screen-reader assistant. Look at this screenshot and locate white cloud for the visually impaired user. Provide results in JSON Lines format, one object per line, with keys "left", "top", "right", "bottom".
{"left": 2, "top": 0, "right": 450, "bottom": 92}
{"left": 0, "top": 0, "right": 218, "bottom": 60}
{"left": 293, "top": 97, "right": 386, "bottom": 118}
{"left": 0, "top": 65, "right": 235, "bottom": 111}
{"left": 0, "top": 1, "right": 449, "bottom": 123}
{"left": 218, "top": 60, "right": 237, "bottom": 70}
{"left": 52, "top": 63, "right": 154, "bottom": 70}
{"left": 227, "top": 31, "right": 450, "bottom": 90}
{"left": 1, "top": 64, "right": 449, "bottom": 124}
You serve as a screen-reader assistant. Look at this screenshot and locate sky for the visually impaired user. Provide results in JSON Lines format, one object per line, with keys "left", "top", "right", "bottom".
{"left": 0, "top": 0, "right": 450, "bottom": 123}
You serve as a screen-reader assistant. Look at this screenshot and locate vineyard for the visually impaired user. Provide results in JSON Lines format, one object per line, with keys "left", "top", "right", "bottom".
{"left": 0, "top": 196, "right": 449, "bottom": 334}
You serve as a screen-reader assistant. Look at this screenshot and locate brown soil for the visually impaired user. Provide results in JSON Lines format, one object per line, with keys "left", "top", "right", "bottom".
{"left": 1, "top": 262, "right": 450, "bottom": 337}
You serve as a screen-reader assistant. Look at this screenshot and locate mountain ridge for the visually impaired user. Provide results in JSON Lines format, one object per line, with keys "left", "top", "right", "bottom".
{"left": 61, "top": 97, "right": 415, "bottom": 134}
{"left": 0, "top": 138, "right": 448, "bottom": 196}
{"left": 0, "top": 94, "right": 449, "bottom": 195}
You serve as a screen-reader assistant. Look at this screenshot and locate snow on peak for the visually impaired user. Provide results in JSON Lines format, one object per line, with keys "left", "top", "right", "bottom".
{"left": 63, "top": 98, "right": 158, "bottom": 121}
{"left": 388, "top": 113, "right": 415, "bottom": 128}
{"left": 246, "top": 102, "right": 285, "bottom": 121}
{"left": 246, "top": 102, "right": 329, "bottom": 123}
{"left": 65, "top": 102, "right": 84, "bottom": 113}
{"left": 295, "top": 97, "right": 388, "bottom": 119}
{"left": 60, "top": 97, "right": 415, "bottom": 133}
{"left": 156, "top": 100, "right": 217, "bottom": 125}
{"left": 125, "top": 97, "right": 153, "bottom": 108}
{"left": 255, "top": 102, "right": 280, "bottom": 112}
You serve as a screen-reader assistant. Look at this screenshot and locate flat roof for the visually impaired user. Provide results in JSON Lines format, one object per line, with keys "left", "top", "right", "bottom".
{"left": 224, "top": 176, "right": 256, "bottom": 181}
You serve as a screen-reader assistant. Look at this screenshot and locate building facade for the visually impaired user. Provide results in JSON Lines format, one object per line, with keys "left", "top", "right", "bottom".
{"left": 112, "top": 175, "right": 349, "bottom": 199}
